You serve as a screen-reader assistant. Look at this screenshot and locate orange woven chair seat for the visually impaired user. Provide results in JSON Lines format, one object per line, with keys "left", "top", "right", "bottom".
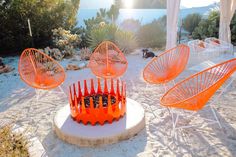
{"left": 143, "top": 44, "right": 190, "bottom": 84}
{"left": 160, "top": 58, "right": 236, "bottom": 111}
{"left": 19, "top": 48, "right": 65, "bottom": 90}
{"left": 89, "top": 41, "right": 128, "bottom": 78}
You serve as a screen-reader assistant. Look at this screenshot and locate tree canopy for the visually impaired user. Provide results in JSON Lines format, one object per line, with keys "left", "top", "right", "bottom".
{"left": 183, "top": 13, "right": 202, "bottom": 35}
{"left": 0, "top": 0, "right": 80, "bottom": 55}
{"left": 192, "top": 11, "right": 220, "bottom": 40}
{"left": 192, "top": 10, "right": 236, "bottom": 45}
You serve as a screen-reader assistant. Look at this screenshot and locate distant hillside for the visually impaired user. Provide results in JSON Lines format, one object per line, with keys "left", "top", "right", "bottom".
{"left": 115, "top": 1, "right": 219, "bottom": 10}
{"left": 180, "top": 4, "right": 219, "bottom": 18}
{"left": 76, "top": 3, "right": 219, "bottom": 27}
{"left": 115, "top": 0, "right": 166, "bottom": 9}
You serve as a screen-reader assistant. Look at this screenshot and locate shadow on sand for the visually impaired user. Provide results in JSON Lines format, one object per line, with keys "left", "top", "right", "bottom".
{"left": 42, "top": 122, "right": 148, "bottom": 157}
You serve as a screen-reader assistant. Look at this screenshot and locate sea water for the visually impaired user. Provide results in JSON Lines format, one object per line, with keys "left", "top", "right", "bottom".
{"left": 76, "top": 5, "right": 215, "bottom": 27}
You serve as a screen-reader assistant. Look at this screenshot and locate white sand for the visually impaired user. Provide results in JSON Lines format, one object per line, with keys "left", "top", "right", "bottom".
{"left": 0, "top": 51, "right": 236, "bottom": 157}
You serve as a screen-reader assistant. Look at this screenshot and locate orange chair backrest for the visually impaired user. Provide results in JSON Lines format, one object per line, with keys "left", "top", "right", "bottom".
{"left": 160, "top": 58, "right": 236, "bottom": 111}
{"left": 18, "top": 48, "right": 65, "bottom": 89}
{"left": 88, "top": 41, "right": 128, "bottom": 79}
{"left": 143, "top": 44, "right": 190, "bottom": 84}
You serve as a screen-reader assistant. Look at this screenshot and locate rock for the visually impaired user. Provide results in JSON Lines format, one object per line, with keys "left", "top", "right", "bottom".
{"left": 66, "top": 64, "right": 80, "bottom": 71}
{"left": 0, "top": 57, "right": 14, "bottom": 74}
{"left": 66, "top": 61, "right": 88, "bottom": 71}
{"left": 0, "top": 65, "right": 14, "bottom": 74}
{"left": 0, "top": 57, "right": 4, "bottom": 66}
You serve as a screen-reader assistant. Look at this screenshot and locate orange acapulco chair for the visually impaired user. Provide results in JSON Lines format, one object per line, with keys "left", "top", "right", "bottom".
{"left": 160, "top": 58, "right": 236, "bottom": 135}
{"left": 88, "top": 41, "right": 128, "bottom": 79}
{"left": 18, "top": 48, "right": 66, "bottom": 101}
{"left": 143, "top": 44, "right": 190, "bottom": 91}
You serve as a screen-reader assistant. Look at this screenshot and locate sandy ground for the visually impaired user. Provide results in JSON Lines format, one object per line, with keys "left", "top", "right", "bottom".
{"left": 0, "top": 50, "right": 236, "bottom": 157}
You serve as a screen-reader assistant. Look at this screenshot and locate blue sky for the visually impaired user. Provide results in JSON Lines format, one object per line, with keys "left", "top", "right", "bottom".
{"left": 80, "top": 0, "right": 114, "bottom": 9}
{"left": 80, "top": 0, "right": 220, "bottom": 9}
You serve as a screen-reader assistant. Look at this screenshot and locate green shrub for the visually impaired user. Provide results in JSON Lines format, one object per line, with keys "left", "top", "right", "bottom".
{"left": 136, "top": 20, "right": 166, "bottom": 48}
{"left": 81, "top": 5, "right": 120, "bottom": 48}
{"left": 88, "top": 23, "right": 137, "bottom": 54}
{"left": 230, "top": 12, "right": 236, "bottom": 45}
{"left": 106, "top": 5, "right": 120, "bottom": 22}
{"left": 88, "top": 24, "right": 118, "bottom": 50}
{"left": 183, "top": 13, "right": 202, "bottom": 35}
{"left": 115, "top": 30, "right": 137, "bottom": 54}
{"left": 0, "top": 0, "right": 80, "bottom": 54}
{"left": 192, "top": 10, "right": 236, "bottom": 45}
{"left": 192, "top": 10, "right": 220, "bottom": 40}
{"left": 0, "top": 124, "right": 29, "bottom": 157}
{"left": 88, "top": 28, "right": 108, "bottom": 50}
{"left": 52, "top": 27, "right": 81, "bottom": 57}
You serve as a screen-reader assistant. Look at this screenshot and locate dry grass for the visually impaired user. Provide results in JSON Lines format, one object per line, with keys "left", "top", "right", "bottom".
{"left": 0, "top": 124, "right": 29, "bottom": 157}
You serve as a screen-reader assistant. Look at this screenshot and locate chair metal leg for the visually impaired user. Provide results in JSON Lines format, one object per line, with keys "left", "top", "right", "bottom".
{"left": 35, "top": 89, "right": 40, "bottom": 104}
{"left": 47, "top": 84, "right": 67, "bottom": 98}
{"left": 169, "top": 108, "right": 178, "bottom": 138}
{"left": 169, "top": 72, "right": 233, "bottom": 136}
{"left": 209, "top": 105, "right": 222, "bottom": 128}
{"left": 163, "top": 83, "right": 167, "bottom": 93}
{"left": 168, "top": 105, "right": 223, "bottom": 138}
{"left": 163, "top": 80, "right": 176, "bottom": 93}
{"left": 172, "top": 80, "right": 176, "bottom": 86}
{"left": 35, "top": 85, "right": 67, "bottom": 103}
{"left": 212, "top": 78, "right": 233, "bottom": 103}
{"left": 58, "top": 85, "right": 67, "bottom": 97}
